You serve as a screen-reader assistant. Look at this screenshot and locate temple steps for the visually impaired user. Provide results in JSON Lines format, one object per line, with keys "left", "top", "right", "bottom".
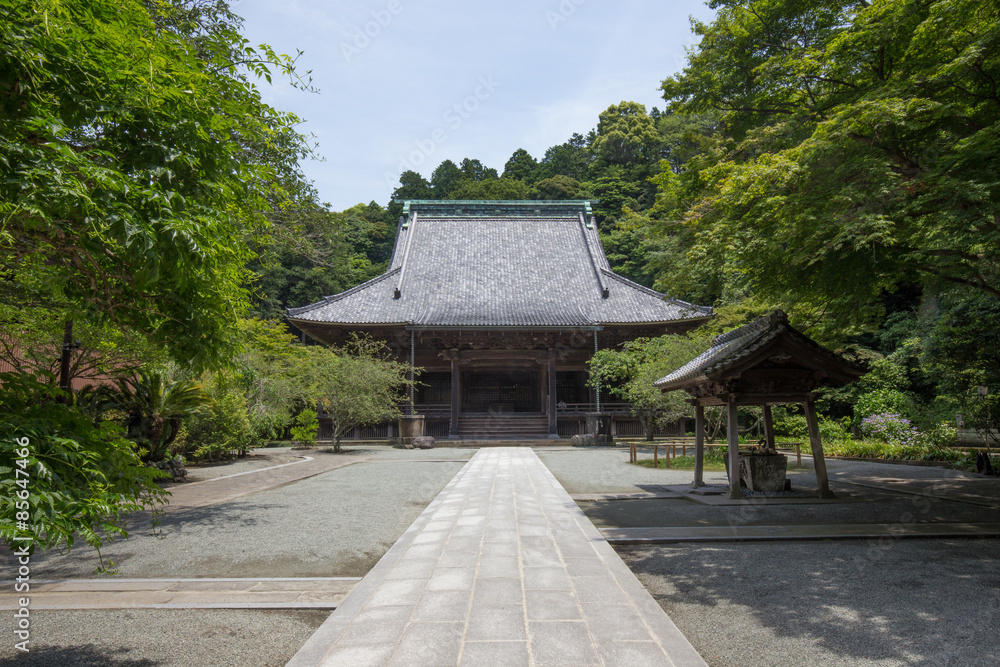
{"left": 457, "top": 414, "right": 550, "bottom": 439}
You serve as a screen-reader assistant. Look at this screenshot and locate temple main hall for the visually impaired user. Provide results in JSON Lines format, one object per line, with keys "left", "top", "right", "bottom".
{"left": 287, "top": 200, "right": 711, "bottom": 440}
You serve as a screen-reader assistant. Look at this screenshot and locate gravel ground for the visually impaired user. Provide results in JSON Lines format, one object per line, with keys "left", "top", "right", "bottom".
{"left": 538, "top": 447, "right": 1000, "bottom": 527}
{"left": 179, "top": 450, "right": 308, "bottom": 482}
{"left": 1, "top": 449, "right": 470, "bottom": 667}
{"left": 536, "top": 447, "right": 730, "bottom": 493}
{"left": 619, "top": 539, "right": 1000, "bottom": 667}
{"left": 1, "top": 609, "right": 329, "bottom": 666}
{"left": 2, "top": 454, "right": 468, "bottom": 578}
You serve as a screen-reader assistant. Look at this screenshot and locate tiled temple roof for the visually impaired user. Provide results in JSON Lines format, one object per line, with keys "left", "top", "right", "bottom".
{"left": 287, "top": 201, "right": 711, "bottom": 329}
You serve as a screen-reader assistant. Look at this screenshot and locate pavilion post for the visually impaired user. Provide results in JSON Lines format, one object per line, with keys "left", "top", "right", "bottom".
{"left": 693, "top": 404, "right": 706, "bottom": 488}
{"left": 804, "top": 399, "right": 836, "bottom": 498}
{"left": 762, "top": 404, "right": 775, "bottom": 449}
{"left": 726, "top": 397, "right": 744, "bottom": 498}
{"left": 449, "top": 353, "right": 460, "bottom": 439}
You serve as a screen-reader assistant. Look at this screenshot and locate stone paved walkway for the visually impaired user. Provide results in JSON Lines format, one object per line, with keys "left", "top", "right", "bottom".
{"left": 287, "top": 447, "right": 706, "bottom": 667}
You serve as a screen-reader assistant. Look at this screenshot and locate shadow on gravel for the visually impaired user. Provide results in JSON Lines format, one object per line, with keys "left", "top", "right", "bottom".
{"left": 8, "top": 645, "right": 161, "bottom": 666}
{"left": 620, "top": 539, "right": 1000, "bottom": 666}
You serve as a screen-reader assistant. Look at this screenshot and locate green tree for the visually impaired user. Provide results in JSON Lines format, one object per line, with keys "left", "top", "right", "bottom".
{"left": 430, "top": 160, "right": 464, "bottom": 197}
{"left": 0, "top": 372, "right": 167, "bottom": 558}
{"left": 593, "top": 101, "right": 661, "bottom": 166}
{"left": 535, "top": 175, "right": 582, "bottom": 200}
{"left": 459, "top": 158, "right": 499, "bottom": 182}
{"left": 0, "top": 0, "right": 314, "bottom": 368}
{"left": 95, "top": 373, "right": 211, "bottom": 463}
{"left": 296, "top": 339, "right": 411, "bottom": 452}
{"left": 502, "top": 148, "right": 539, "bottom": 181}
{"left": 658, "top": 0, "right": 1000, "bottom": 323}
{"left": 447, "top": 177, "right": 536, "bottom": 201}
{"left": 537, "top": 133, "right": 592, "bottom": 181}
{"left": 588, "top": 334, "right": 708, "bottom": 440}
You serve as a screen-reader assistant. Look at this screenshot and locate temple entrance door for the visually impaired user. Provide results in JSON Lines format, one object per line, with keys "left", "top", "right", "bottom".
{"left": 461, "top": 370, "right": 542, "bottom": 413}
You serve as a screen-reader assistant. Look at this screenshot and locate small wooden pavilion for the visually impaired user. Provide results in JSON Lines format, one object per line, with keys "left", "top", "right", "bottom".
{"left": 653, "top": 310, "right": 865, "bottom": 498}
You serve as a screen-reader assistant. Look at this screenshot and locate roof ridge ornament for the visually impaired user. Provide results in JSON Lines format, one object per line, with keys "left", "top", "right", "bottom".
{"left": 394, "top": 211, "right": 418, "bottom": 299}
{"left": 577, "top": 212, "right": 609, "bottom": 298}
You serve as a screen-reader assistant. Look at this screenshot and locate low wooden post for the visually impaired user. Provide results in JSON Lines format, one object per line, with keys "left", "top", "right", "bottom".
{"left": 804, "top": 399, "right": 836, "bottom": 498}
{"left": 653, "top": 445, "right": 658, "bottom": 468}
{"left": 665, "top": 444, "right": 671, "bottom": 468}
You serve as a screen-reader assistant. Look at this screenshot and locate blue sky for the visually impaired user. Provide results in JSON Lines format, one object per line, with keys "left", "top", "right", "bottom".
{"left": 234, "top": 0, "right": 716, "bottom": 211}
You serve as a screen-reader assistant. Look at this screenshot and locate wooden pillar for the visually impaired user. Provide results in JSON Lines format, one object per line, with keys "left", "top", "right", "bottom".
{"left": 547, "top": 353, "right": 559, "bottom": 438}
{"left": 407, "top": 330, "right": 415, "bottom": 416}
{"left": 762, "top": 404, "right": 775, "bottom": 449}
{"left": 693, "top": 403, "right": 705, "bottom": 488}
{"left": 449, "top": 353, "right": 460, "bottom": 439}
{"left": 727, "top": 397, "right": 744, "bottom": 498}
{"left": 804, "top": 399, "right": 836, "bottom": 498}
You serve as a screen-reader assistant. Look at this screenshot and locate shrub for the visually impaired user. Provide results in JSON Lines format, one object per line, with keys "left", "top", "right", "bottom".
{"left": 859, "top": 413, "right": 920, "bottom": 447}
{"left": 182, "top": 373, "right": 256, "bottom": 459}
{"left": 922, "top": 420, "right": 958, "bottom": 449}
{"left": 0, "top": 371, "right": 167, "bottom": 557}
{"left": 854, "top": 389, "right": 913, "bottom": 424}
{"left": 289, "top": 408, "right": 318, "bottom": 446}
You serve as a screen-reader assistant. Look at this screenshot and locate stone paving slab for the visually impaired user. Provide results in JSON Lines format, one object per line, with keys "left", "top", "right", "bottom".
{"left": 601, "top": 522, "right": 1000, "bottom": 545}
{"left": 0, "top": 577, "right": 359, "bottom": 610}
{"left": 162, "top": 454, "right": 369, "bottom": 512}
{"left": 287, "top": 447, "right": 706, "bottom": 667}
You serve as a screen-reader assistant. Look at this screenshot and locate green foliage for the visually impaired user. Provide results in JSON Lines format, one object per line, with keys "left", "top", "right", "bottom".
{"left": 536, "top": 175, "right": 582, "bottom": 200}
{"left": 854, "top": 390, "right": 913, "bottom": 424}
{"left": 182, "top": 371, "right": 255, "bottom": 460}
{"left": 658, "top": 0, "right": 1000, "bottom": 323}
{"left": 593, "top": 102, "right": 661, "bottom": 166}
{"left": 294, "top": 338, "right": 411, "bottom": 452}
{"left": 446, "top": 177, "right": 536, "bottom": 201}
{"left": 634, "top": 446, "right": 728, "bottom": 471}
{"left": 0, "top": 371, "right": 167, "bottom": 556}
{"left": 502, "top": 148, "right": 539, "bottom": 181}
{"left": 589, "top": 334, "right": 709, "bottom": 440}
{"left": 289, "top": 409, "right": 319, "bottom": 445}
{"left": 0, "top": 0, "right": 314, "bottom": 369}
{"left": 91, "top": 373, "right": 210, "bottom": 463}
{"left": 824, "top": 439, "right": 965, "bottom": 464}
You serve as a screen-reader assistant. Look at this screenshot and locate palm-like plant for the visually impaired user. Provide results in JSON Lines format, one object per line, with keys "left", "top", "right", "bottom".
{"left": 101, "top": 372, "right": 209, "bottom": 462}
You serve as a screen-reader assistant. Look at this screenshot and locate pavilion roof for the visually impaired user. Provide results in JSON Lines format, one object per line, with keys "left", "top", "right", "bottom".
{"left": 287, "top": 200, "right": 711, "bottom": 329}
{"left": 653, "top": 310, "right": 864, "bottom": 393}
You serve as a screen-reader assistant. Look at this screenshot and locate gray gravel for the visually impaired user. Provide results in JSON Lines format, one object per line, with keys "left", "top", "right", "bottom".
{"left": 619, "top": 539, "right": 1000, "bottom": 667}
{"left": 180, "top": 450, "right": 307, "bottom": 482}
{"left": 2, "top": 455, "right": 468, "bottom": 578}
{"left": 0, "top": 609, "right": 329, "bottom": 666}
{"left": 536, "top": 447, "right": 730, "bottom": 493}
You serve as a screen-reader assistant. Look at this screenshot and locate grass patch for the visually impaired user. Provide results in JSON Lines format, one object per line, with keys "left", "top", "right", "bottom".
{"left": 822, "top": 439, "right": 966, "bottom": 463}
{"left": 633, "top": 455, "right": 727, "bottom": 471}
